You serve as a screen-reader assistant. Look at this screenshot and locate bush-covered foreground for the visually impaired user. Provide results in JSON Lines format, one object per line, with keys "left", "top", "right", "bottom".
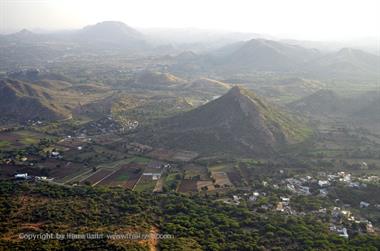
{"left": 0, "top": 181, "right": 379, "bottom": 250}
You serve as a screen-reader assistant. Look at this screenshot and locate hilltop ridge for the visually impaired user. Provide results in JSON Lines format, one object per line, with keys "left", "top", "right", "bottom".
{"left": 133, "top": 86, "right": 311, "bottom": 156}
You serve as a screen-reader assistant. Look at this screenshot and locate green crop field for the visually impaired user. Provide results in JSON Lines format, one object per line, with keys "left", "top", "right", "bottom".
{"left": 0, "top": 140, "right": 10, "bottom": 149}
{"left": 115, "top": 173, "right": 129, "bottom": 181}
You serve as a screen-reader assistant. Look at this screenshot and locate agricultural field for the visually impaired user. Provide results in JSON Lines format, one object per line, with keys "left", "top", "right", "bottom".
{"left": 183, "top": 164, "right": 209, "bottom": 180}
{"left": 226, "top": 170, "right": 244, "bottom": 187}
{"left": 91, "top": 133, "right": 124, "bottom": 145}
{"left": 147, "top": 148, "right": 175, "bottom": 160}
{"left": 126, "top": 156, "right": 152, "bottom": 164}
{"left": 97, "top": 164, "right": 144, "bottom": 189}
{"left": 133, "top": 175, "right": 157, "bottom": 192}
{"left": 62, "top": 145, "right": 126, "bottom": 164}
{"left": 163, "top": 172, "right": 181, "bottom": 191}
{"left": 147, "top": 148, "right": 198, "bottom": 162}
{"left": 42, "top": 157, "right": 129, "bottom": 185}
{"left": 36, "top": 160, "right": 89, "bottom": 183}
{"left": 178, "top": 163, "right": 240, "bottom": 193}
{"left": 208, "top": 163, "right": 234, "bottom": 172}
{"left": 37, "top": 153, "right": 159, "bottom": 187}
{"left": 177, "top": 179, "right": 198, "bottom": 193}
{"left": 171, "top": 150, "right": 199, "bottom": 162}
{"left": 196, "top": 180, "right": 215, "bottom": 192}
{"left": 153, "top": 177, "right": 164, "bottom": 192}
{"left": 0, "top": 164, "right": 43, "bottom": 178}
{"left": 0, "top": 130, "right": 54, "bottom": 149}
{"left": 79, "top": 169, "right": 115, "bottom": 185}
{"left": 211, "top": 171, "right": 233, "bottom": 188}
{"left": 0, "top": 140, "right": 10, "bottom": 148}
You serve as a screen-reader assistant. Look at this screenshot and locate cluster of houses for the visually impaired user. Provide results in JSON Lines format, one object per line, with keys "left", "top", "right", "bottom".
{"left": 276, "top": 197, "right": 292, "bottom": 213}
{"left": 123, "top": 142, "right": 152, "bottom": 154}
{"left": 27, "top": 120, "right": 43, "bottom": 126}
{"left": 56, "top": 135, "right": 91, "bottom": 153}
{"left": 224, "top": 188, "right": 377, "bottom": 238}
{"left": 329, "top": 206, "right": 376, "bottom": 238}
{"left": 283, "top": 171, "right": 371, "bottom": 198}
{"left": 223, "top": 191, "right": 261, "bottom": 206}
{"left": 285, "top": 177, "right": 311, "bottom": 195}
{"left": 225, "top": 192, "right": 294, "bottom": 214}
{"left": 359, "top": 175, "right": 380, "bottom": 183}
{"left": 222, "top": 195, "right": 241, "bottom": 205}
{"left": 1, "top": 155, "right": 38, "bottom": 166}
{"left": 79, "top": 116, "right": 124, "bottom": 135}
{"left": 329, "top": 225, "right": 349, "bottom": 238}
{"left": 124, "top": 120, "right": 139, "bottom": 130}
{"left": 221, "top": 169, "right": 379, "bottom": 238}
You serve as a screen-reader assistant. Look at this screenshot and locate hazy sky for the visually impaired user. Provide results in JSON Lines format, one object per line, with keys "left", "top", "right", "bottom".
{"left": 1, "top": 0, "right": 379, "bottom": 40}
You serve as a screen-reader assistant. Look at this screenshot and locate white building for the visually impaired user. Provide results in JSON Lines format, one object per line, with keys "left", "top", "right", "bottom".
{"left": 143, "top": 172, "right": 161, "bottom": 180}
{"left": 51, "top": 151, "right": 60, "bottom": 157}
{"left": 360, "top": 201, "right": 370, "bottom": 208}
{"left": 15, "top": 173, "right": 28, "bottom": 179}
{"left": 35, "top": 176, "right": 47, "bottom": 181}
{"left": 339, "top": 228, "right": 349, "bottom": 238}
{"left": 281, "top": 197, "right": 290, "bottom": 204}
{"left": 318, "top": 180, "right": 330, "bottom": 187}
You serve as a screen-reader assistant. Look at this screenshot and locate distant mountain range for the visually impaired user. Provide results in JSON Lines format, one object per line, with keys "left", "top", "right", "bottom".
{"left": 0, "top": 21, "right": 148, "bottom": 54}
{"left": 75, "top": 21, "right": 147, "bottom": 49}
{"left": 304, "top": 48, "right": 380, "bottom": 77}
{"left": 171, "top": 38, "right": 380, "bottom": 79}
{"left": 133, "top": 86, "right": 311, "bottom": 156}
{"left": 217, "top": 39, "right": 320, "bottom": 71}
{"left": 1, "top": 21, "right": 379, "bottom": 79}
{"left": 78, "top": 21, "right": 143, "bottom": 41}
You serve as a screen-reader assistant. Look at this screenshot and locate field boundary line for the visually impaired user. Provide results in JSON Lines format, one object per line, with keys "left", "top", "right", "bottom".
{"left": 92, "top": 168, "right": 120, "bottom": 187}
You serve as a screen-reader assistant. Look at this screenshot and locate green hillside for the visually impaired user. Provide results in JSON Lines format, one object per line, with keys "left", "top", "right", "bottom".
{"left": 133, "top": 86, "right": 312, "bottom": 156}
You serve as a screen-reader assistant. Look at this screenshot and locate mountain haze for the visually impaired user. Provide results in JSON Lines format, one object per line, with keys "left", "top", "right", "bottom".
{"left": 224, "top": 39, "right": 319, "bottom": 71}
{"left": 305, "top": 48, "right": 380, "bottom": 77}
{"left": 78, "top": 21, "right": 143, "bottom": 41}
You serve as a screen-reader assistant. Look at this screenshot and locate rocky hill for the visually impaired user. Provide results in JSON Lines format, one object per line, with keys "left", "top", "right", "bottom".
{"left": 0, "top": 79, "right": 69, "bottom": 122}
{"left": 134, "top": 86, "right": 311, "bottom": 156}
